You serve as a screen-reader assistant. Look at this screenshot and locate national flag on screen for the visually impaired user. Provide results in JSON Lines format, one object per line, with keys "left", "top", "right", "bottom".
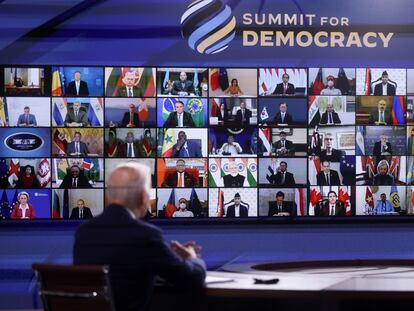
{"left": 37, "top": 158, "right": 51, "bottom": 188}
{"left": 188, "top": 188, "right": 202, "bottom": 217}
{"left": 106, "top": 67, "right": 129, "bottom": 96}
{"left": 164, "top": 189, "right": 177, "bottom": 218}
{"left": 52, "top": 190, "right": 60, "bottom": 219}
{"left": 208, "top": 128, "right": 217, "bottom": 154}
{"left": 336, "top": 68, "right": 350, "bottom": 95}
{"left": 0, "top": 191, "right": 10, "bottom": 219}
{"left": 53, "top": 129, "right": 68, "bottom": 155}
{"left": 218, "top": 68, "right": 229, "bottom": 91}
{"left": 390, "top": 185, "right": 400, "bottom": 212}
{"left": 107, "top": 128, "right": 118, "bottom": 157}
{"left": 8, "top": 159, "right": 20, "bottom": 187}
{"left": 52, "top": 98, "right": 67, "bottom": 126}
{"left": 312, "top": 68, "right": 325, "bottom": 95}
{"left": 217, "top": 189, "right": 224, "bottom": 217}
{"left": 310, "top": 127, "right": 321, "bottom": 156}
{"left": 142, "top": 129, "right": 153, "bottom": 156}
{"left": 407, "top": 157, "right": 414, "bottom": 185}
{"left": 161, "top": 128, "right": 175, "bottom": 157}
{"left": 138, "top": 99, "right": 149, "bottom": 123}
{"left": 137, "top": 67, "right": 156, "bottom": 97}
{"left": 187, "top": 98, "right": 204, "bottom": 127}
{"left": 211, "top": 98, "right": 220, "bottom": 117}
{"left": 162, "top": 98, "right": 176, "bottom": 121}
{"left": 366, "top": 156, "right": 376, "bottom": 178}
{"left": 308, "top": 186, "right": 321, "bottom": 216}
{"left": 87, "top": 98, "right": 103, "bottom": 126}
{"left": 88, "top": 158, "right": 100, "bottom": 183}
{"left": 339, "top": 186, "right": 351, "bottom": 216}
{"left": 266, "top": 159, "right": 279, "bottom": 183}
{"left": 308, "top": 96, "right": 320, "bottom": 127}
{"left": 163, "top": 69, "right": 170, "bottom": 89}
{"left": 208, "top": 158, "right": 222, "bottom": 187}
{"left": 193, "top": 70, "right": 199, "bottom": 89}
{"left": 62, "top": 189, "right": 69, "bottom": 219}
{"left": 295, "top": 188, "right": 305, "bottom": 216}
{"left": 0, "top": 159, "right": 9, "bottom": 188}
{"left": 242, "top": 158, "right": 257, "bottom": 187}
{"left": 364, "top": 186, "right": 374, "bottom": 215}
{"left": 388, "top": 156, "right": 400, "bottom": 181}
{"left": 308, "top": 156, "right": 321, "bottom": 185}
{"left": 56, "top": 159, "right": 69, "bottom": 181}
{"left": 52, "top": 67, "right": 64, "bottom": 96}
{"left": 10, "top": 190, "right": 18, "bottom": 213}
{"left": 81, "top": 158, "right": 92, "bottom": 170}
{"left": 356, "top": 126, "right": 365, "bottom": 155}
{"left": 260, "top": 106, "right": 269, "bottom": 121}
{"left": 364, "top": 68, "right": 372, "bottom": 95}
{"left": 392, "top": 96, "right": 405, "bottom": 125}
{"left": 210, "top": 68, "right": 220, "bottom": 91}
{"left": 340, "top": 156, "right": 355, "bottom": 186}
{"left": 408, "top": 132, "right": 414, "bottom": 156}
{"left": 0, "top": 97, "right": 9, "bottom": 126}
{"left": 258, "top": 128, "right": 271, "bottom": 155}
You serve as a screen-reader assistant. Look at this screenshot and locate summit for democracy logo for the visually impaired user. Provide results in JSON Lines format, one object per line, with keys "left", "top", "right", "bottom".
{"left": 181, "top": 0, "right": 394, "bottom": 54}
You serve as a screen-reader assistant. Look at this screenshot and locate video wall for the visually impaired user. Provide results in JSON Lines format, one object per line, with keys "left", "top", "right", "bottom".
{"left": 1, "top": 65, "right": 414, "bottom": 220}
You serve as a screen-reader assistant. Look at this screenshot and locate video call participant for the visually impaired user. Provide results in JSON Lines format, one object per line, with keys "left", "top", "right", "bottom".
{"left": 271, "top": 131, "right": 295, "bottom": 156}
{"left": 316, "top": 161, "right": 340, "bottom": 186}
{"left": 319, "top": 133, "right": 345, "bottom": 162}
{"left": 373, "top": 71, "right": 396, "bottom": 96}
{"left": 268, "top": 191, "right": 294, "bottom": 217}
{"left": 138, "top": 129, "right": 156, "bottom": 157}
{"left": 320, "top": 75, "right": 342, "bottom": 96}
{"left": 116, "top": 71, "right": 143, "bottom": 97}
{"left": 59, "top": 165, "right": 92, "bottom": 189}
{"left": 224, "top": 78, "right": 244, "bottom": 96}
{"left": 374, "top": 193, "right": 394, "bottom": 215}
{"left": 64, "top": 100, "right": 89, "bottom": 127}
{"left": 171, "top": 71, "right": 195, "bottom": 96}
{"left": 74, "top": 163, "right": 206, "bottom": 311}
{"left": 16, "top": 165, "right": 40, "bottom": 188}
{"left": 372, "top": 160, "right": 394, "bottom": 185}
{"left": 315, "top": 190, "right": 346, "bottom": 216}
{"left": 162, "top": 159, "right": 196, "bottom": 187}
{"left": 219, "top": 135, "right": 243, "bottom": 156}
{"left": 163, "top": 100, "right": 195, "bottom": 127}
{"left": 70, "top": 199, "right": 93, "bottom": 219}
{"left": 172, "top": 198, "right": 194, "bottom": 218}
{"left": 17, "top": 106, "right": 37, "bottom": 127}
{"left": 11, "top": 192, "right": 36, "bottom": 219}
{"left": 217, "top": 103, "right": 230, "bottom": 122}
{"left": 273, "top": 102, "right": 293, "bottom": 125}
{"left": 223, "top": 161, "right": 245, "bottom": 187}
{"left": 235, "top": 101, "right": 251, "bottom": 126}
{"left": 172, "top": 131, "right": 202, "bottom": 157}
{"left": 373, "top": 135, "right": 392, "bottom": 156}
{"left": 320, "top": 103, "right": 341, "bottom": 125}
{"left": 121, "top": 104, "right": 141, "bottom": 127}
{"left": 66, "top": 71, "right": 89, "bottom": 96}
{"left": 368, "top": 99, "right": 392, "bottom": 125}
{"left": 226, "top": 192, "right": 248, "bottom": 218}
{"left": 67, "top": 132, "right": 89, "bottom": 156}
{"left": 267, "top": 161, "right": 296, "bottom": 187}
{"left": 273, "top": 73, "right": 295, "bottom": 95}
{"left": 118, "top": 132, "right": 140, "bottom": 158}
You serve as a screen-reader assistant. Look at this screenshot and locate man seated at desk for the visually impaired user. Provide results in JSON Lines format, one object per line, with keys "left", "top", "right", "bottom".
{"left": 268, "top": 191, "right": 294, "bottom": 216}
{"left": 64, "top": 100, "right": 89, "bottom": 127}
{"left": 373, "top": 193, "right": 394, "bottom": 215}
{"left": 171, "top": 72, "right": 195, "bottom": 96}
{"left": 273, "top": 102, "right": 293, "bottom": 125}
{"left": 67, "top": 132, "right": 89, "bottom": 156}
{"left": 271, "top": 131, "right": 294, "bottom": 156}
{"left": 17, "top": 106, "right": 37, "bottom": 127}
{"left": 219, "top": 135, "right": 243, "bottom": 156}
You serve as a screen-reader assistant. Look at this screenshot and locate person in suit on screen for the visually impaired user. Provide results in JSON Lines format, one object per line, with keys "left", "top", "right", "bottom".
{"left": 117, "top": 131, "right": 141, "bottom": 158}
{"left": 11, "top": 192, "right": 36, "bottom": 219}
{"left": 222, "top": 161, "right": 245, "bottom": 187}
{"left": 235, "top": 101, "right": 252, "bottom": 126}
{"left": 273, "top": 73, "right": 295, "bottom": 95}
{"left": 273, "top": 102, "right": 293, "bottom": 125}
{"left": 373, "top": 135, "right": 393, "bottom": 156}
{"left": 217, "top": 103, "right": 230, "bottom": 122}
{"left": 17, "top": 106, "right": 37, "bottom": 127}
{"left": 372, "top": 160, "right": 394, "bottom": 185}
{"left": 268, "top": 191, "right": 295, "bottom": 216}
{"left": 373, "top": 193, "right": 394, "bottom": 215}
{"left": 316, "top": 161, "right": 341, "bottom": 185}
{"left": 320, "top": 102, "right": 341, "bottom": 125}
{"left": 267, "top": 161, "right": 296, "bottom": 187}
{"left": 59, "top": 165, "right": 92, "bottom": 189}
{"left": 64, "top": 100, "right": 90, "bottom": 127}
{"left": 315, "top": 191, "right": 346, "bottom": 216}
{"left": 319, "top": 133, "right": 345, "bottom": 162}
{"left": 226, "top": 192, "right": 248, "bottom": 218}
{"left": 66, "top": 71, "right": 89, "bottom": 96}
{"left": 172, "top": 131, "right": 202, "bottom": 157}
{"left": 171, "top": 71, "right": 195, "bottom": 96}
{"left": 70, "top": 199, "right": 93, "bottom": 219}
{"left": 271, "top": 131, "right": 295, "bottom": 156}
{"left": 163, "top": 100, "right": 195, "bottom": 127}
{"left": 373, "top": 71, "right": 396, "bottom": 96}
{"left": 73, "top": 163, "right": 206, "bottom": 311}
{"left": 368, "top": 99, "right": 393, "bottom": 125}
{"left": 121, "top": 103, "right": 141, "bottom": 127}
{"left": 162, "top": 159, "right": 196, "bottom": 187}
{"left": 67, "top": 132, "right": 89, "bottom": 156}
{"left": 116, "top": 71, "right": 143, "bottom": 97}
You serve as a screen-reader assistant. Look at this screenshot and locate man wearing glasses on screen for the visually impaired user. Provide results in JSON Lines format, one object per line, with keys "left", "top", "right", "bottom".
{"left": 319, "top": 133, "right": 345, "bottom": 162}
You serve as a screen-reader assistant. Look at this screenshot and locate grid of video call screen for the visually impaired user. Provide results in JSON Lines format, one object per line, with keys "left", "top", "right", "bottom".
{"left": 2, "top": 66, "right": 414, "bottom": 220}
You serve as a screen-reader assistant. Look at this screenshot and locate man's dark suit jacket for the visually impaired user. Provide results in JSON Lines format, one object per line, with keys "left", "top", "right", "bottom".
{"left": 226, "top": 204, "right": 248, "bottom": 218}
{"left": 315, "top": 201, "right": 346, "bottom": 216}
{"left": 171, "top": 80, "right": 195, "bottom": 95}
{"left": 70, "top": 207, "right": 93, "bottom": 219}
{"left": 374, "top": 83, "right": 396, "bottom": 96}
{"left": 117, "top": 142, "right": 141, "bottom": 158}
{"left": 316, "top": 170, "right": 341, "bottom": 185}
{"left": 59, "top": 174, "right": 92, "bottom": 189}
{"left": 66, "top": 141, "right": 89, "bottom": 156}
{"left": 73, "top": 204, "right": 206, "bottom": 311}
{"left": 162, "top": 171, "right": 196, "bottom": 187}
{"left": 121, "top": 112, "right": 141, "bottom": 127}
{"left": 268, "top": 171, "right": 296, "bottom": 186}
{"left": 172, "top": 140, "right": 201, "bottom": 157}
{"left": 268, "top": 201, "right": 295, "bottom": 216}
{"left": 64, "top": 109, "right": 89, "bottom": 127}
{"left": 223, "top": 174, "right": 245, "bottom": 187}
{"left": 273, "top": 83, "right": 295, "bottom": 95}
{"left": 235, "top": 108, "right": 252, "bottom": 125}
{"left": 319, "top": 149, "right": 345, "bottom": 162}
{"left": 373, "top": 141, "right": 393, "bottom": 156}
{"left": 368, "top": 110, "right": 393, "bottom": 125}
{"left": 373, "top": 173, "right": 394, "bottom": 185}
{"left": 66, "top": 80, "right": 89, "bottom": 96}
{"left": 272, "top": 140, "right": 295, "bottom": 154}
{"left": 320, "top": 111, "right": 341, "bottom": 125}
{"left": 273, "top": 112, "right": 293, "bottom": 124}
{"left": 116, "top": 86, "right": 143, "bottom": 97}
{"left": 217, "top": 109, "right": 230, "bottom": 122}
{"left": 163, "top": 111, "right": 195, "bottom": 127}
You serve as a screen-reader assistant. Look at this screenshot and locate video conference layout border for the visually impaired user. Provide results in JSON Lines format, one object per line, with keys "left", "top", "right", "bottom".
{"left": 1, "top": 65, "right": 414, "bottom": 220}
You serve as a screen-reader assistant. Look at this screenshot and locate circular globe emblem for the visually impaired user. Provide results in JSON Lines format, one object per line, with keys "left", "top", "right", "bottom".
{"left": 181, "top": 0, "right": 236, "bottom": 54}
